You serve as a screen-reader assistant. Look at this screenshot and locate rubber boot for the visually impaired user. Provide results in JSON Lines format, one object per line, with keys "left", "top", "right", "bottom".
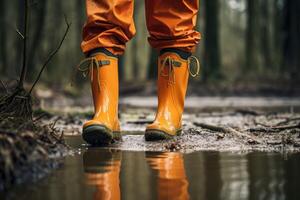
{"left": 81, "top": 50, "right": 121, "bottom": 145}
{"left": 145, "top": 50, "right": 199, "bottom": 141}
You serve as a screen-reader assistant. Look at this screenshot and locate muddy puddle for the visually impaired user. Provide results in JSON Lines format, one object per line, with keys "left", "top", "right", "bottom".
{"left": 1, "top": 135, "right": 300, "bottom": 200}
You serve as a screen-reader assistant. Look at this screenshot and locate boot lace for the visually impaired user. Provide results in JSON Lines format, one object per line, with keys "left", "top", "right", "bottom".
{"left": 159, "top": 55, "right": 200, "bottom": 85}
{"left": 73, "top": 56, "right": 110, "bottom": 91}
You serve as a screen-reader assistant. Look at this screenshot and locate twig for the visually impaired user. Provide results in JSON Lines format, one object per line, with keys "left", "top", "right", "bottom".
{"left": 275, "top": 117, "right": 300, "bottom": 126}
{"left": 247, "top": 127, "right": 278, "bottom": 132}
{"left": 247, "top": 123, "right": 300, "bottom": 132}
{"left": 0, "top": 80, "right": 8, "bottom": 93}
{"left": 29, "top": 16, "right": 71, "bottom": 94}
{"left": 194, "top": 122, "right": 262, "bottom": 144}
{"left": 227, "top": 127, "right": 263, "bottom": 144}
{"left": 127, "top": 120, "right": 153, "bottom": 125}
{"left": 15, "top": 27, "right": 25, "bottom": 39}
{"left": 50, "top": 117, "right": 60, "bottom": 130}
{"left": 235, "top": 109, "right": 260, "bottom": 116}
{"left": 193, "top": 122, "right": 228, "bottom": 133}
{"left": 33, "top": 113, "right": 47, "bottom": 122}
{"left": 272, "top": 123, "right": 300, "bottom": 130}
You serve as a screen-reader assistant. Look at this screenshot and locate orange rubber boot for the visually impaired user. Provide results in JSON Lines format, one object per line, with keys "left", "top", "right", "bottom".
{"left": 80, "top": 50, "right": 121, "bottom": 145}
{"left": 145, "top": 50, "right": 200, "bottom": 141}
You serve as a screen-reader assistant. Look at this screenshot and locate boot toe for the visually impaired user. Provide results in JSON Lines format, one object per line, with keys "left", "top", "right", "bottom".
{"left": 145, "top": 122, "right": 181, "bottom": 141}
{"left": 83, "top": 124, "right": 113, "bottom": 145}
{"left": 83, "top": 119, "right": 122, "bottom": 145}
{"left": 145, "top": 129, "right": 173, "bottom": 141}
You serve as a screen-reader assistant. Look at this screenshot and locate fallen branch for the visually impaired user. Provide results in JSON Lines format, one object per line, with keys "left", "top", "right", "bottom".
{"left": 247, "top": 123, "right": 300, "bottom": 133}
{"left": 235, "top": 109, "right": 261, "bottom": 116}
{"left": 227, "top": 127, "right": 263, "bottom": 144}
{"left": 127, "top": 120, "right": 153, "bottom": 125}
{"left": 275, "top": 117, "right": 300, "bottom": 126}
{"left": 193, "top": 122, "right": 228, "bottom": 133}
{"left": 193, "top": 122, "right": 263, "bottom": 144}
{"left": 29, "top": 16, "right": 71, "bottom": 94}
{"left": 272, "top": 123, "right": 300, "bottom": 130}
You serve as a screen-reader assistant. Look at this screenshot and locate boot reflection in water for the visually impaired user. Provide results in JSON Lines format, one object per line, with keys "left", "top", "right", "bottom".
{"left": 83, "top": 149, "right": 121, "bottom": 200}
{"left": 146, "top": 152, "right": 190, "bottom": 200}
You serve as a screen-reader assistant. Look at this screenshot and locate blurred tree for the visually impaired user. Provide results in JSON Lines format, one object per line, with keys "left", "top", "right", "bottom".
{"left": 147, "top": 49, "right": 158, "bottom": 80}
{"left": 0, "top": 1, "right": 6, "bottom": 75}
{"left": 133, "top": 0, "right": 150, "bottom": 81}
{"left": 272, "top": 0, "right": 284, "bottom": 71}
{"left": 203, "top": 0, "right": 221, "bottom": 81}
{"left": 260, "top": 0, "right": 273, "bottom": 68}
{"left": 0, "top": 0, "right": 299, "bottom": 90}
{"left": 245, "top": 0, "right": 261, "bottom": 72}
{"left": 27, "top": 1, "right": 47, "bottom": 80}
{"left": 76, "top": 0, "right": 85, "bottom": 38}
{"left": 283, "top": 0, "right": 300, "bottom": 81}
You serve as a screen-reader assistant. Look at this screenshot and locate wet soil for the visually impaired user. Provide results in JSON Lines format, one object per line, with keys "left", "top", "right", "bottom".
{"left": 1, "top": 95, "right": 300, "bottom": 194}
{"left": 0, "top": 115, "right": 69, "bottom": 191}
{"left": 52, "top": 106, "right": 300, "bottom": 153}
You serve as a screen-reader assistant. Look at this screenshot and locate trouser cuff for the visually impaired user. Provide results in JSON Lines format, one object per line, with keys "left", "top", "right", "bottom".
{"left": 86, "top": 48, "right": 118, "bottom": 58}
{"left": 160, "top": 48, "right": 192, "bottom": 60}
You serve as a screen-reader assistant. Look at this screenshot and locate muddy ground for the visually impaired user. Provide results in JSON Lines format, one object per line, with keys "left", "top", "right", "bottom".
{"left": 1, "top": 95, "right": 299, "bottom": 191}
{"left": 51, "top": 101, "right": 300, "bottom": 153}
{"left": 0, "top": 114, "right": 69, "bottom": 191}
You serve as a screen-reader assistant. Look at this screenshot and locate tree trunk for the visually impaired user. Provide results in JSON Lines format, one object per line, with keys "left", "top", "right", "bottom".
{"left": 147, "top": 48, "right": 158, "bottom": 80}
{"left": 27, "top": 1, "right": 47, "bottom": 81}
{"left": 245, "top": 0, "right": 261, "bottom": 72}
{"left": 273, "top": 0, "right": 283, "bottom": 71}
{"left": 283, "top": 0, "right": 300, "bottom": 82}
{"left": 203, "top": 0, "right": 221, "bottom": 81}
{"left": 0, "top": 1, "right": 6, "bottom": 75}
{"left": 260, "top": 0, "right": 273, "bottom": 69}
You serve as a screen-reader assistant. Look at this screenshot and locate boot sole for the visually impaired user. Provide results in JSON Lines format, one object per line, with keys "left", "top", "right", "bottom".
{"left": 145, "top": 129, "right": 182, "bottom": 141}
{"left": 82, "top": 125, "right": 121, "bottom": 146}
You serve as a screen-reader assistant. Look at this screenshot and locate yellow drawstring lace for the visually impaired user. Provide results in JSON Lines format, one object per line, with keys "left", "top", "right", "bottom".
{"left": 159, "top": 56, "right": 200, "bottom": 85}
{"left": 160, "top": 56, "right": 176, "bottom": 85}
{"left": 187, "top": 56, "right": 200, "bottom": 77}
{"left": 74, "top": 56, "right": 110, "bottom": 91}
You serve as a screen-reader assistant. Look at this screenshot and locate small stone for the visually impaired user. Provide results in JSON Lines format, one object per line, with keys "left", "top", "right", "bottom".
{"left": 165, "top": 142, "right": 182, "bottom": 151}
{"left": 248, "top": 139, "right": 257, "bottom": 145}
{"left": 217, "top": 133, "right": 225, "bottom": 140}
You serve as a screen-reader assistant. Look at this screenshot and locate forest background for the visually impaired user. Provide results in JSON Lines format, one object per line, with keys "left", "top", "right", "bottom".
{"left": 0, "top": 0, "right": 299, "bottom": 96}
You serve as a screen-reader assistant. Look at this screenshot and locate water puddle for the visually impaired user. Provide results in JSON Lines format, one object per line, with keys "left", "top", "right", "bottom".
{"left": 2, "top": 135, "right": 300, "bottom": 200}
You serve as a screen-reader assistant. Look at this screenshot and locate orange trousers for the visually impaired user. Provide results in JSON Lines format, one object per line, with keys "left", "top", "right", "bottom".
{"left": 82, "top": 0, "right": 201, "bottom": 55}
